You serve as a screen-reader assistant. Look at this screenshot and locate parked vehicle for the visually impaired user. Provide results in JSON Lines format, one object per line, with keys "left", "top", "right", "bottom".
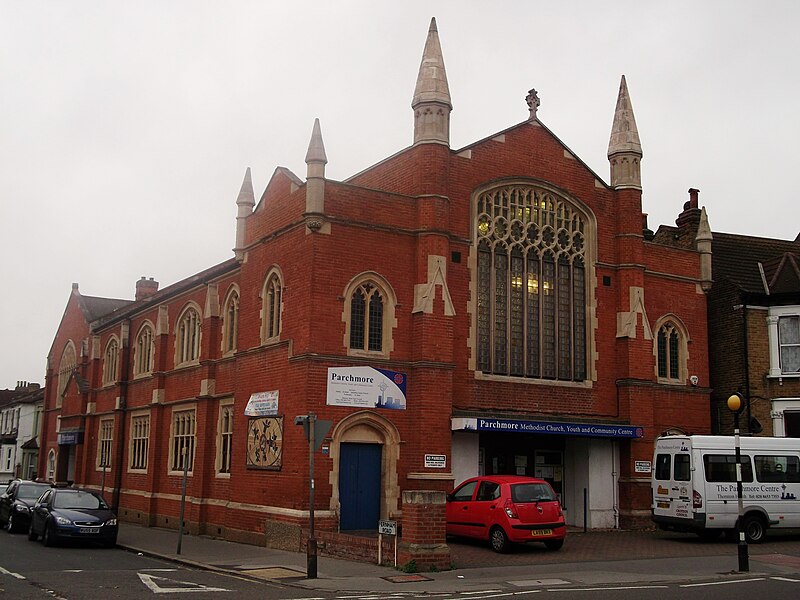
{"left": 652, "top": 434, "right": 800, "bottom": 543}
{"left": 28, "top": 487, "right": 118, "bottom": 547}
{"left": 446, "top": 475, "right": 566, "bottom": 553}
{"left": 0, "top": 480, "right": 52, "bottom": 533}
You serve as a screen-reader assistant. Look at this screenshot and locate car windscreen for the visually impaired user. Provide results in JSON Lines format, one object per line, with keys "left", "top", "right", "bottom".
{"left": 510, "top": 482, "right": 557, "bottom": 503}
{"left": 53, "top": 491, "right": 105, "bottom": 510}
{"left": 17, "top": 483, "right": 50, "bottom": 500}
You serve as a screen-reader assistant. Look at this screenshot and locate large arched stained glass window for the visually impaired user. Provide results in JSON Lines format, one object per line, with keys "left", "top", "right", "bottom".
{"left": 476, "top": 184, "right": 588, "bottom": 381}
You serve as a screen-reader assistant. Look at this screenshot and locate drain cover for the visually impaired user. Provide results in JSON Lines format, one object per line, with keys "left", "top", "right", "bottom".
{"left": 241, "top": 567, "right": 306, "bottom": 579}
{"left": 382, "top": 574, "right": 434, "bottom": 583}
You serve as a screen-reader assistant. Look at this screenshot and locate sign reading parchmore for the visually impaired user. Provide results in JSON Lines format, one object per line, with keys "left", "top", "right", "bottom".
{"left": 327, "top": 366, "right": 407, "bottom": 410}
{"left": 452, "top": 417, "right": 643, "bottom": 439}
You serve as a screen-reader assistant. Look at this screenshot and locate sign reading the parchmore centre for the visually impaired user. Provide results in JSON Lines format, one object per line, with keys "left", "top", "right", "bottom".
{"left": 327, "top": 366, "right": 407, "bottom": 410}
{"left": 454, "top": 417, "right": 643, "bottom": 439}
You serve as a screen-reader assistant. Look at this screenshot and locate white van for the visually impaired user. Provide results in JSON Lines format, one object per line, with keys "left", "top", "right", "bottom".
{"left": 652, "top": 434, "right": 800, "bottom": 542}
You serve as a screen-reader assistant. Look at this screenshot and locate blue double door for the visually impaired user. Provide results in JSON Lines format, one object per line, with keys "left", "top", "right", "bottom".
{"left": 339, "top": 442, "right": 382, "bottom": 531}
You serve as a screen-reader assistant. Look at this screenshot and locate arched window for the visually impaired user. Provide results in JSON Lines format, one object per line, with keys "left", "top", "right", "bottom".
{"left": 176, "top": 306, "right": 201, "bottom": 365}
{"left": 46, "top": 449, "right": 56, "bottom": 482}
{"left": 261, "top": 269, "right": 283, "bottom": 343}
{"left": 351, "top": 282, "right": 384, "bottom": 351}
{"left": 476, "top": 184, "right": 588, "bottom": 381}
{"left": 343, "top": 273, "right": 396, "bottom": 358}
{"left": 222, "top": 288, "right": 240, "bottom": 354}
{"left": 103, "top": 338, "right": 119, "bottom": 385}
{"left": 654, "top": 318, "right": 688, "bottom": 383}
{"left": 57, "top": 342, "right": 77, "bottom": 407}
{"left": 134, "top": 323, "right": 155, "bottom": 376}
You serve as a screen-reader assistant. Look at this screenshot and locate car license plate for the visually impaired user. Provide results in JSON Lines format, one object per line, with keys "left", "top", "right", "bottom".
{"left": 79, "top": 528, "right": 99, "bottom": 534}
{"left": 531, "top": 529, "right": 552, "bottom": 537}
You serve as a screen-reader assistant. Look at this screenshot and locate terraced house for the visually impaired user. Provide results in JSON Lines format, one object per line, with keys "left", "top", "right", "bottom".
{"left": 40, "top": 18, "right": 713, "bottom": 563}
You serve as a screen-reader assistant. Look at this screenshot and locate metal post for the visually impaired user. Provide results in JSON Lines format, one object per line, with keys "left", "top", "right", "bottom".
{"left": 733, "top": 411, "right": 749, "bottom": 572}
{"left": 583, "top": 488, "right": 588, "bottom": 533}
{"left": 177, "top": 446, "right": 189, "bottom": 555}
{"left": 307, "top": 412, "right": 317, "bottom": 579}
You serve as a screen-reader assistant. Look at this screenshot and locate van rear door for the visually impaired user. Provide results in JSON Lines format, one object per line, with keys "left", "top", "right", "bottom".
{"left": 653, "top": 437, "right": 694, "bottom": 524}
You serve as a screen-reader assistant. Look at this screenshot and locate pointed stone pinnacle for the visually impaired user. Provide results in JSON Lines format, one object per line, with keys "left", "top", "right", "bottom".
{"left": 608, "top": 75, "right": 642, "bottom": 157}
{"left": 305, "top": 118, "right": 328, "bottom": 165}
{"left": 236, "top": 167, "right": 255, "bottom": 207}
{"left": 412, "top": 17, "right": 452, "bottom": 108}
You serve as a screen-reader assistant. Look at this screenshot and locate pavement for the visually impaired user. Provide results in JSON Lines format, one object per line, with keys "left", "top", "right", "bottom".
{"left": 117, "top": 523, "right": 800, "bottom": 593}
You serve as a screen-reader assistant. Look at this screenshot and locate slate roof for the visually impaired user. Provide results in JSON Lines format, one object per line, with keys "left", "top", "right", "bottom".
{"left": 712, "top": 231, "right": 800, "bottom": 296}
{"left": 78, "top": 295, "right": 132, "bottom": 322}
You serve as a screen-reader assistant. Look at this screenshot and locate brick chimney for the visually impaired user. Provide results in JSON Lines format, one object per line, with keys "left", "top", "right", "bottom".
{"left": 676, "top": 188, "right": 702, "bottom": 229}
{"left": 135, "top": 277, "right": 159, "bottom": 301}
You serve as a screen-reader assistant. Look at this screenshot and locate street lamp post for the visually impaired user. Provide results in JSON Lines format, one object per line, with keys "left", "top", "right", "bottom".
{"left": 727, "top": 393, "right": 749, "bottom": 572}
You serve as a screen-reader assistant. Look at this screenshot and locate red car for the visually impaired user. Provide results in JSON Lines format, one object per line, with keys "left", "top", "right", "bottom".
{"left": 446, "top": 475, "right": 566, "bottom": 553}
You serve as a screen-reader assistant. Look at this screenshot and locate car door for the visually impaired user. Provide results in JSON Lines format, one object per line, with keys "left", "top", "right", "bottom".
{"left": 446, "top": 479, "right": 478, "bottom": 538}
{"left": 472, "top": 480, "right": 502, "bottom": 539}
{"left": 31, "top": 489, "right": 52, "bottom": 535}
{"left": 0, "top": 481, "right": 17, "bottom": 524}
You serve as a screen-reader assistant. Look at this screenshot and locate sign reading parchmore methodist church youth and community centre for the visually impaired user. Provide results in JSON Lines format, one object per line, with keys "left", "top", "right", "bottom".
{"left": 327, "top": 366, "right": 407, "bottom": 410}
{"left": 451, "top": 417, "right": 643, "bottom": 439}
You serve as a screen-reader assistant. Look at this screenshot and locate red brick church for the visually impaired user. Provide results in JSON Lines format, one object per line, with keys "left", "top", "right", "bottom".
{"left": 41, "top": 18, "right": 711, "bottom": 562}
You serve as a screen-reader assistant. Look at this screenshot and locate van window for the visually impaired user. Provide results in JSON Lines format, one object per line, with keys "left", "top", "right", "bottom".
{"left": 655, "top": 453, "right": 671, "bottom": 480}
{"left": 703, "top": 454, "right": 753, "bottom": 482}
{"left": 674, "top": 454, "right": 691, "bottom": 481}
{"left": 755, "top": 455, "right": 800, "bottom": 483}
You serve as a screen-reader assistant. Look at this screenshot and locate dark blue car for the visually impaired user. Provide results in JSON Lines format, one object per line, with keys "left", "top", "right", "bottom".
{"left": 28, "top": 488, "right": 118, "bottom": 547}
{"left": 0, "top": 480, "right": 52, "bottom": 533}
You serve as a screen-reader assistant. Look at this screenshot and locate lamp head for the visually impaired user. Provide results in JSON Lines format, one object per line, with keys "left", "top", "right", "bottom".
{"left": 727, "top": 393, "right": 743, "bottom": 413}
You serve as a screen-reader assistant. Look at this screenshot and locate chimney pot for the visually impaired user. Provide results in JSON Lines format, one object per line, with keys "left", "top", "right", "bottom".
{"left": 688, "top": 188, "right": 700, "bottom": 208}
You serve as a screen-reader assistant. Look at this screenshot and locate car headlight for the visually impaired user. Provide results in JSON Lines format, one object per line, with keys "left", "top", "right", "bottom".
{"left": 105, "top": 518, "right": 117, "bottom": 527}
{"left": 54, "top": 516, "right": 72, "bottom": 526}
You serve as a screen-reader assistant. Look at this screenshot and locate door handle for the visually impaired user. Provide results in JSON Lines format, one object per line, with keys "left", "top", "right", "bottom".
{"left": 462, "top": 506, "right": 468, "bottom": 510}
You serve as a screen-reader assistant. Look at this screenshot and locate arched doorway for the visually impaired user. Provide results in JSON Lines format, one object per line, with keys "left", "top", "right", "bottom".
{"left": 328, "top": 411, "right": 400, "bottom": 531}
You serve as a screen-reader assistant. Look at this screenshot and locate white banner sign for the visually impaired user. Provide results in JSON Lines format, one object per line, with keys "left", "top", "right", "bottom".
{"left": 326, "top": 366, "right": 407, "bottom": 410}
{"left": 244, "top": 390, "right": 279, "bottom": 416}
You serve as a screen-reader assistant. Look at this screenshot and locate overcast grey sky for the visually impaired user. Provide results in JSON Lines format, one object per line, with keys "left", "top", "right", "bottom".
{"left": 2, "top": 1, "right": 798, "bottom": 389}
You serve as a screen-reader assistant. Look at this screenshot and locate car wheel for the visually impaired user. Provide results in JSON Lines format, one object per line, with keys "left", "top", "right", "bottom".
{"left": 42, "top": 521, "right": 56, "bottom": 547}
{"left": 544, "top": 539, "right": 564, "bottom": 550}
{"left": 742, "top": 514, "right": 767, "bottom": 544}
{"left": 104, "top": 537, "right": 117, "bottom": 549}
{"left": 489, "top": 526, "right": 509, "bottom": 553}
{"left": 28, "top": 522, "right": 38, "bottom": 541}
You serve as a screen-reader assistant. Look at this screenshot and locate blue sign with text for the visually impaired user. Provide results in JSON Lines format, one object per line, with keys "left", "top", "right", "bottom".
{"left": 474, "top": 418, "right": 643, "bottom": 439}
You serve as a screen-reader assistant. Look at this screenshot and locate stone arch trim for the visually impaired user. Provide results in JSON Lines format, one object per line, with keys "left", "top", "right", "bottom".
{"left": 341, "top": 271, "right": 398, "bottom": 359}
{"left": 260, "top": 265, "right": 284, "bottom": 344}
{"left": 651, "top": 313, "right": 690, "bottom": 384}
{"left": 467, "top": 178, "right": 599, "bottom": 383}
{"left": 328, "top": 410, "right": 402, "bottom": 524}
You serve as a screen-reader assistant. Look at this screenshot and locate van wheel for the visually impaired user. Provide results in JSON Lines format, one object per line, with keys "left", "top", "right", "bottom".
{"left": 489, "top": 526, "right": 509, "bottom": 553}
{"left": 742, "top": 514, "right": 767, "bottom": 543}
